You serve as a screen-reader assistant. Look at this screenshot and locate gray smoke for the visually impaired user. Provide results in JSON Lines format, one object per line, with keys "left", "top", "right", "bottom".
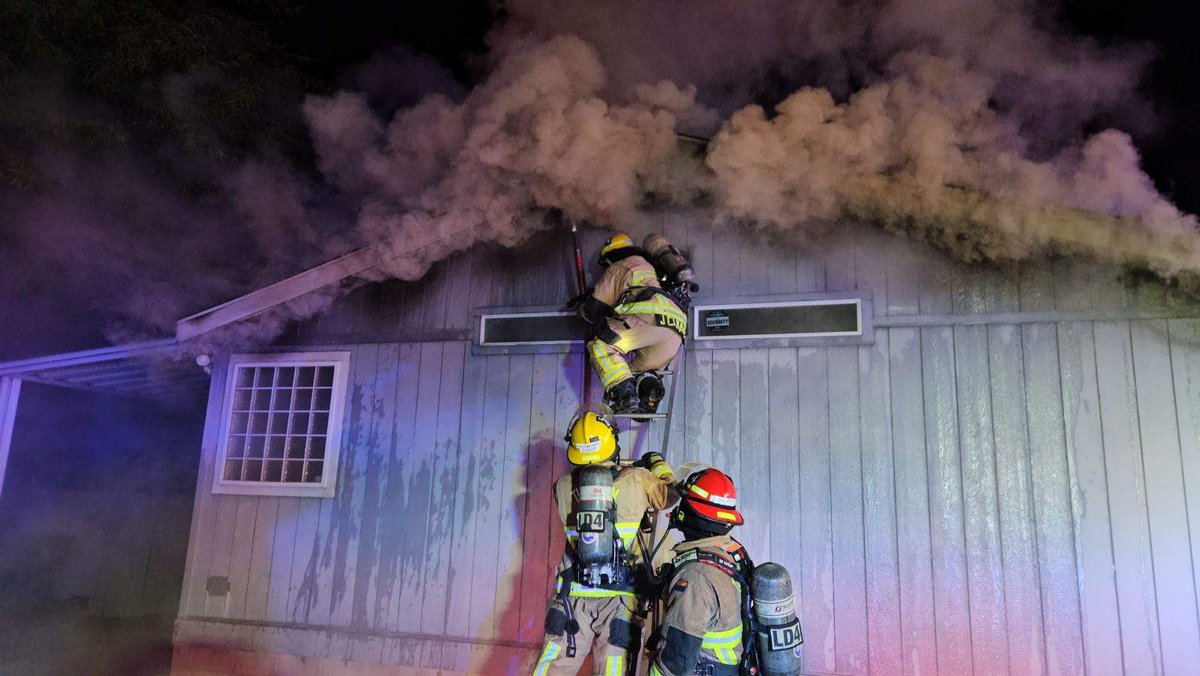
{"left": 704, "top": 53, "right": 1198, "bottom": 273}
{"left": 304, "top": 6, "right": 1194, "bottom": 294}
{"left": 8, "top": 1, "right": 1192, "bottom": 363}
{"left": 304, "top": 35, "right": 711, "bottom": 282}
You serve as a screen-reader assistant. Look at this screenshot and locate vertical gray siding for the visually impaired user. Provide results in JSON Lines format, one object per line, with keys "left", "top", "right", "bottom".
{"left": 178, "top": 219, "right": 1200, "bottom": 674}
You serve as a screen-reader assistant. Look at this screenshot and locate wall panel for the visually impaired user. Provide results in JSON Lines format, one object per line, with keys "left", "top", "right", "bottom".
{"left": 177, "top": 218, "right": 1200, "bottom": 675}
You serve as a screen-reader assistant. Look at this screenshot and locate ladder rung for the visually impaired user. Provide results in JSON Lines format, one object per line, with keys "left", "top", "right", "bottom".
{"left": 615, "top": 413, "right": 668, "bottom": 420}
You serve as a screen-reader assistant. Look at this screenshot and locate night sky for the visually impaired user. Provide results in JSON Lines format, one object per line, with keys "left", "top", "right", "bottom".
{"left": 1, "top": 0, "right": 1197, "bottom": 361}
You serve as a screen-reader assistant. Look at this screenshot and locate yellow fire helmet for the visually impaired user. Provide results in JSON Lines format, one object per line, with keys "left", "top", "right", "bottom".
{"left": 597, "top": 233, "right": 634, "bottom": 266}
{"left": 565, "top": 402, "right": 620, "bottom": 466}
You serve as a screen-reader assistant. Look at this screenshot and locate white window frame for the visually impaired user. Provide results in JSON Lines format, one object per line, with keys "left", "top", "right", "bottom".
{"left": 691, "top": 298, "right": 863, "bottom": 341}
{"left": 211, "top": 351, "right": 351, "bottom": 498}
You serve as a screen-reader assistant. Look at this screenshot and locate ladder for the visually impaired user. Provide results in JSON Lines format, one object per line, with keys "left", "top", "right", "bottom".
{"left": 614, "top": 356, "right": 682, "bottom": 676}
{"left": 613, "top": 354, "right": 683, "bottom": 460}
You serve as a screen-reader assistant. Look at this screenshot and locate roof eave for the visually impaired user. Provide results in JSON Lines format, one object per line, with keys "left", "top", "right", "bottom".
{"left": 175, "top": 246, "right": 378, "bottom": 342}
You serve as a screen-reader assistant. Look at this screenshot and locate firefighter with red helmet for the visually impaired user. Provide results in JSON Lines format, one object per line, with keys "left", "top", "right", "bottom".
{"left": 649, "top": 467, "right": 750, "bottom": 676}
{"left": 574, "top": 233, "right": 688, "bottom": 414}
{"left": 532, "top": 404, "right": 676, "bottom": 676}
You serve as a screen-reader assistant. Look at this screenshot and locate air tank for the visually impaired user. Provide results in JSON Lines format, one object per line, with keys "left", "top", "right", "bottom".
{"left": 574, "top": 464, "right": 615, "bottom": 565}
{"left": 643, "top": 233, "right": 697, "bottom": 292}
{"left": 752, "top": 562, "right": 803, "bottom": 675}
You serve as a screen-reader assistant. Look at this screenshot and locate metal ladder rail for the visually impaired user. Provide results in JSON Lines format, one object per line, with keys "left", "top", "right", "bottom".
{"left": 614, "top": 353, "right": 683, "bottom": 676}
{"left": 613, "top": 357, "right": 682, "bottom": 454}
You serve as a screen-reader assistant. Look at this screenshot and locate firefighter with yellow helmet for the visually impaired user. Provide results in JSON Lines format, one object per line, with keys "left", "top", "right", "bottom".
{"left": 532, "top": 403, "right": 676, "bottom": 676}
{"left": 574, "top": 233, "right": 689, "bottom": 414}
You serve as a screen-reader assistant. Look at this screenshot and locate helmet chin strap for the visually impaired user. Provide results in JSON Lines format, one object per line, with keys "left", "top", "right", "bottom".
{"left": 669, "top": 505, "right": 712, "bottom": 541}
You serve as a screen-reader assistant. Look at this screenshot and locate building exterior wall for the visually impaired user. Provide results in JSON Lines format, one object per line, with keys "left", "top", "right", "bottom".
{"left": 175, "top": 216, "right": 1200, "bottom": 675}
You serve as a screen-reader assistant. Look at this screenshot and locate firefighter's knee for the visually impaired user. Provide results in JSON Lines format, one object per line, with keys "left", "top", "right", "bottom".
{"left": 607, "top": 616, "right": 642, "bottom": 650}
{"left": 544, "top": 604, "right": 567, "bottom": 637}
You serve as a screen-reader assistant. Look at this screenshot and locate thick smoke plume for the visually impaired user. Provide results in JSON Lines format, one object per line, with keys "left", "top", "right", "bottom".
{"left": 6, "top": 1, "right": 1197, "bottom": 363}
{"left": 303, "top": 35, "right": 710, "bottom": 282}
{"left": 704, "top": 54, "right": 1199, "bottom": 274}
{"left": 302, "top": 1, "right": 1197, "bottom": 307}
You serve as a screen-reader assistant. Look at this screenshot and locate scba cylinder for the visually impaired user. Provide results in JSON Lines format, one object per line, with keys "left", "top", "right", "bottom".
{"left": 643, "top": 233, "right": 696, "bottom": 291}
{"left": 574, "top": 465, "right": 615, "bottom": 565}
{"left": 752, "top": 562, "right": 803, "bottom": 675}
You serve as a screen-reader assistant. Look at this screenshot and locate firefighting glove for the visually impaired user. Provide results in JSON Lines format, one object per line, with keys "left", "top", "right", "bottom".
{"left": 566, "top": 291, "right": 590, "bottom": 310}
{"left": 635, "top": 452, "right": 673, "bottom": 481}
{"left": 576, "top": 294, "right": 615, "bottom": 325}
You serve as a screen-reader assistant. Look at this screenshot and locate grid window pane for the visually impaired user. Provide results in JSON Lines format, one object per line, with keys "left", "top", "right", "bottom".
{"left": 284, "top": 461, "right": 304, "bottom": 482}
{"left": 293, "top": 389, "right": 313, "bottom": 411}
{"left": 272, "top": 389, "right": 293, "bottom": 411}
{"left": 250, "top": 413, "right": 269, "bottom": 435}
{"left": 233, "top": 389, "right": 253, "bottom": 410}
{"left": 252, "top": 389, "right": 272, "bottom": 410}
{"left": 311, "top": 412, "right": 329, "bottom": 435}
{"left": 286, "top": 437, "right": 307, "bottom": 459}
{"left": 222, "top": 358, "right": 342, "bottom": 489}
{"left": 276, "top": 367, "right": 295, "bottom": 388}
{"left": 296, "top": 367, "right": 315, "bottom": 387}
{"left": 309, "top": 436, "right": 326, "bottom": 460}
{"left": 290, "top": 413, "right": 310, "bottom": 435}
{"left": 317, "top": 367, "right": 334, "bottom": 387}
{"left": 231, "top": 412, "right": 250, "bottom": 434}
{"left": 315, "top": 388, "right": 332, "bottom": 410}
{"left": 246, "top": 436, "right": 266, "bottom": 459}
{"left": 227, "top": 435, "right": 247, "bottom": 459}
{"left": 303, "top": 462, "right": 323, "bottom": 483}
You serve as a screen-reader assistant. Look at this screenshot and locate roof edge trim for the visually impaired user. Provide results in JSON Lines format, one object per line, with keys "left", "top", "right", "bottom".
{"left": 175, "top": 247, "right": 377, "bottom": 342}
{"left": 0, "top": 338, "right": 179, "bottom": 376}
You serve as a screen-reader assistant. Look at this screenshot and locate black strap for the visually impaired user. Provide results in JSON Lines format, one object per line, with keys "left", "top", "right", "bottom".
{"left": 616, "top": 284, "right": 680, "bottom": 309}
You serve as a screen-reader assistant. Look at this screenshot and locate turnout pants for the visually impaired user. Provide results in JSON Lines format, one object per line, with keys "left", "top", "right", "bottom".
{"left": 533, "top": 594, "right": 642, "bottom": 676}
{"left": 588, "top": 314, "right": 683, "bottom": 390}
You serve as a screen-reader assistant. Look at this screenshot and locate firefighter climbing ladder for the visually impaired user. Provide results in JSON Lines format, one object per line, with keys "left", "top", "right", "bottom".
{"left": 562, "top": 217, "right": 698, "bottom": 675}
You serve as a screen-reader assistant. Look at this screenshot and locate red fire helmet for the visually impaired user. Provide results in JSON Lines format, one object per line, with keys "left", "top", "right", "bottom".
{"left": 678, "top": 467, "right": 744, "bottom": 527}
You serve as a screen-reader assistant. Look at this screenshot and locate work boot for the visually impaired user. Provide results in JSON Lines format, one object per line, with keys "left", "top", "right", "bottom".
{"left": 605, "top": 379, "right": 640, "bottom": 414}
{"left": 635, "top": 372, "right": 666, "bottom": 414}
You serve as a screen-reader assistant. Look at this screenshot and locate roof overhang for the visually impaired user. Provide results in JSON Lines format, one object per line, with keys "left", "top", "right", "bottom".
{"left": 0, "top": 338, "right": 209, "bottom": 403}
{"left": 175, "top": 246, "right": 379, "bottom": 342}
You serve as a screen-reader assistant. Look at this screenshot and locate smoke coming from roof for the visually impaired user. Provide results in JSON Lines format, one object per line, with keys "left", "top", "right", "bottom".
{"left": 303, "top": 36, "right": 711, "bottom": 282}
{"left": 704, "top": 55, "right": 1199, "bottom": 273}
{"left": 5, "top": 1, "right": 1197, "bottom": 361}
{"left": 306, "top": 3, "right": 1197, "bottom": 296}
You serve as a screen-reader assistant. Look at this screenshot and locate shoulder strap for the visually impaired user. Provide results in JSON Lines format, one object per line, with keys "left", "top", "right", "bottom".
{"left": 672, "top": 548, "right": 747, "bottom": 584}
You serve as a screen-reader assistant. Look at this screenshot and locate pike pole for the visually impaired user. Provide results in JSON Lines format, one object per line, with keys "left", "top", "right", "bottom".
{"left": 567, "top": 217, "right": 594, "bottom": 397}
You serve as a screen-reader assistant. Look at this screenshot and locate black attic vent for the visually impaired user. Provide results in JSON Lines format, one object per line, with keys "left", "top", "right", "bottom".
{"left": 693, "top": 299, "right": 862, "bottom": 340}
{"left": 479, "top": 312, "right": 589, "bottom": 346}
